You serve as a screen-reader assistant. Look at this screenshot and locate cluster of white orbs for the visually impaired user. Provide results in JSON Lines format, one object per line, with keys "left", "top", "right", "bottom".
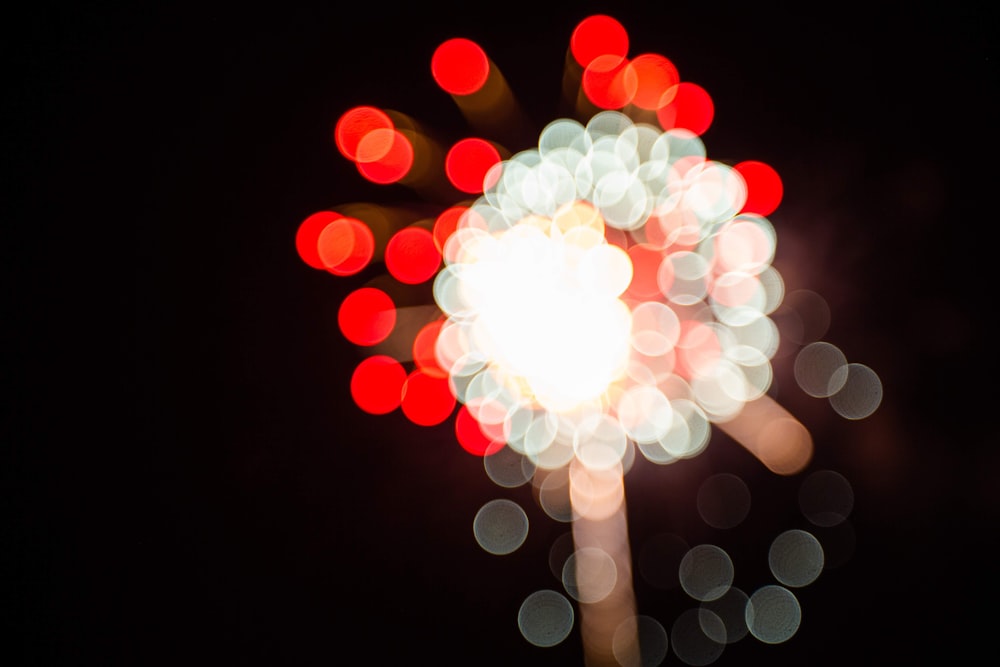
{"left": 433, "top": 110, "right": 785, "bottom": 474}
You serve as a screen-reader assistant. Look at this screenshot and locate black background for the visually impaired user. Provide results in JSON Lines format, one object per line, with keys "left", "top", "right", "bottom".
{"left": 7, "top": 1, "right": 996, "bottom": 665}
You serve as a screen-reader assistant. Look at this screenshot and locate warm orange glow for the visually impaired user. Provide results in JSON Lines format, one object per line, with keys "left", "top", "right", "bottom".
{"left": 569, "top": 461, "right": 624, "bottom": 521}
{"left": 569, "top": 463, "right": 638, "bottom": 666}
{"left": 628, "top": 53, "right": 680, "bottom": 110}
{"left": 717, "top": 394, "right": 814, "bottom": 474}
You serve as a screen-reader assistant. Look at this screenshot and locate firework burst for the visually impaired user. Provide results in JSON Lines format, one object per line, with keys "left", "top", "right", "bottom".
{"left": 295, "top": 13, "right": 881, "bottom": 665}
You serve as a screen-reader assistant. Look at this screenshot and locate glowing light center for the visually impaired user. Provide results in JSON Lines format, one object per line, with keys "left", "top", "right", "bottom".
{"left": 453, "top": 211, "right": 633, "bottom": 412}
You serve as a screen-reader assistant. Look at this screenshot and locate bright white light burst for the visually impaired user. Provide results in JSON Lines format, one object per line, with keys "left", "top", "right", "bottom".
{"left": 431, "top": 111, "right": 782, "bottom": 473}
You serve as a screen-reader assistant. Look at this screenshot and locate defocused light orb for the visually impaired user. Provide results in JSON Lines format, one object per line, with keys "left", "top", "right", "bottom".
{"left": 484, "top": 443, "right": 534, "bottom": 488}
{"left": 385, "top": 226, "right": 440, "bottom": 284}
{"left": 337, "top": 287, "right": 396, "bottom": 345}
{"left": 670, "top": 607, "right": 725, "bottom": 665}
{"left": 473, "top": 498, "right": 529, "bottom": 555}
{"left": 746, "top": 585, "right": 801, "bottom": 644}
{"left": 445, "top": 138, "right": 502, "bottom": 194}
{"left": 629, "top": 53, "right": 680, "bottom": 110}
{"left": 401, "top": 369, "right": 456, "bottom": 426}
{"left": 432, "top": 38, "right": 490, "bottom": 96}
{"left": 562, "top": 546, "right": 618, "bottom": 603}
{"left": 679, "top": 544, "right": 734, "bottom": 602}
{"left": 696, "top": 473, "right": 751, "bottom": 530}
{"left": 828, "top": 363, "right": 883, "bottom": 419}
{"left": 734, "top": 160, "right": 783, "bottom": 216}
{"left": 350, "top": 355, "right": 406, "bottom": 414}
{"left": 412, "top": 318, "right": 447, "bottom": 378}
{"left": 571, "top": 14, "right": 629, "bottom": 69}
{"left": 434, "top": 206, "right": 467, "bottom": 256}
{"left": 296, "top": 210, "right": 341, "bottom": 269}
{"left": 455, "top": 403, "right": 500, "bottom": 455}
{"left": 798, "top": 469, "right": 854, "bottom": 527}
{"left": 583, "top": 54, "right": 635, "bottom": 110}
{"left": 355, "top": 129, "right": 413, "bottom": 184}
{"left": 794, "top": 341, "right": 849, "bottom": 398}
{"left": 537, "top": 466, "right": 574, "bottom": 522}
{"left": 335, "top": 105, "right": 393, "bottom": 161}
{"left": 699, "top": 586, "right": 750, "bottom": 644}
{"left": 318, "top": 216, "right": 374, "bottom": 276}
{"left": 518, "top": 589, "right": 575, "bottom": 648}
{"left": 768, "top": 529, "right": 824, "bottom": 588}
{"left": 656, "top": 82, "right": 715, "bottom": 136}
{"left": 613, "top": 615, "right": 669, "bottom": 667}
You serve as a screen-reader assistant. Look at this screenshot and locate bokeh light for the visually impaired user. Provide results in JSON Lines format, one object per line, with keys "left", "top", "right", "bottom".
{"left": 613, "top": 615, "right": 669, "bottom": 667}
{"left": 350, "top": 355, "right": 406, "bottom": 415}
{"left": 679, "top": 544, "right": 735, "bottom": 603}
{"left": 798, "top": 469, "right": 854, "bottom": 527}
{"left": 445, "top": 137, "right": 502, "bottom": 193}
{"left": 699, "top": 586, "right": 750, "bottom": 645}
{"left": 670, "top": 607, "right": 725, "bottom": 665}
{"left": 696, "top": 473, "right": 751, "bottom": 530}
{"left": 629, "top": 53, "right": 680, "bottom": 111}
{"left": 656, "top": 82, "right": 714, "bottom": 136}
{"left": 734, "top": 160, "right": 784, "bottom": 216}
{"left": 355, "top": 128, "right": 413, "bottom": 184}
{"left": 335, "top": 105, "right": 393, "bottom": 161}
{"left": 385, "top": 226, "right": 440, "bottom": 284}
{"left": 318, "top": 216, "right": 375, "bottom": 276}
{"left": 337, "top": 287, "right": 396, "bottom": 346}
{"left": 473, "top": 498, "right": 529, "bottom": 555}
{"left": 562, "top": 546, "right": 618, "bottom": 603}
{"left": 768, "top": 529, "right": 825, "bottom": 588}
{"left": 400, "top": 369, "right": 455, "bottom": 426}
{"left": 432, "top": 38, "right": 490, "bottom": 96}
{"left": 570, "top": 14, "right": 629, "bottom": 69}
{"left": 296, "top": 210, "right": 341, "bottom": 269}
{"left": 745, "top": 585, "right": 801, "bottom": 645}
{"left": 828, "top": 363, "right": 883, "bottom": 420}
{"left": 518, "top": 589, "right": 575, "bottom": 648}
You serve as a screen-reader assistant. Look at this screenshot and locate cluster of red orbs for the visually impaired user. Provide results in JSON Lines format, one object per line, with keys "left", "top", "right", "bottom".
{"left": 571, "top": 15, "right": 712, "bottom": 134}
{"left": 297, "top": 13, "right": 786, "bottom": 457}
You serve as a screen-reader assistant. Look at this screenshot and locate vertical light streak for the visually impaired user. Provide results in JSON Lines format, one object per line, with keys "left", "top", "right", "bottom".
{"left": 569, "top": 459, "right": 640, "bottom": 666}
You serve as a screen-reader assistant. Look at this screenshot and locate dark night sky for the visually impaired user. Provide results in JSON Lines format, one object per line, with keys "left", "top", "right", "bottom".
{"left": 6, "top": 2, "right": 997, "bottom": 665}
